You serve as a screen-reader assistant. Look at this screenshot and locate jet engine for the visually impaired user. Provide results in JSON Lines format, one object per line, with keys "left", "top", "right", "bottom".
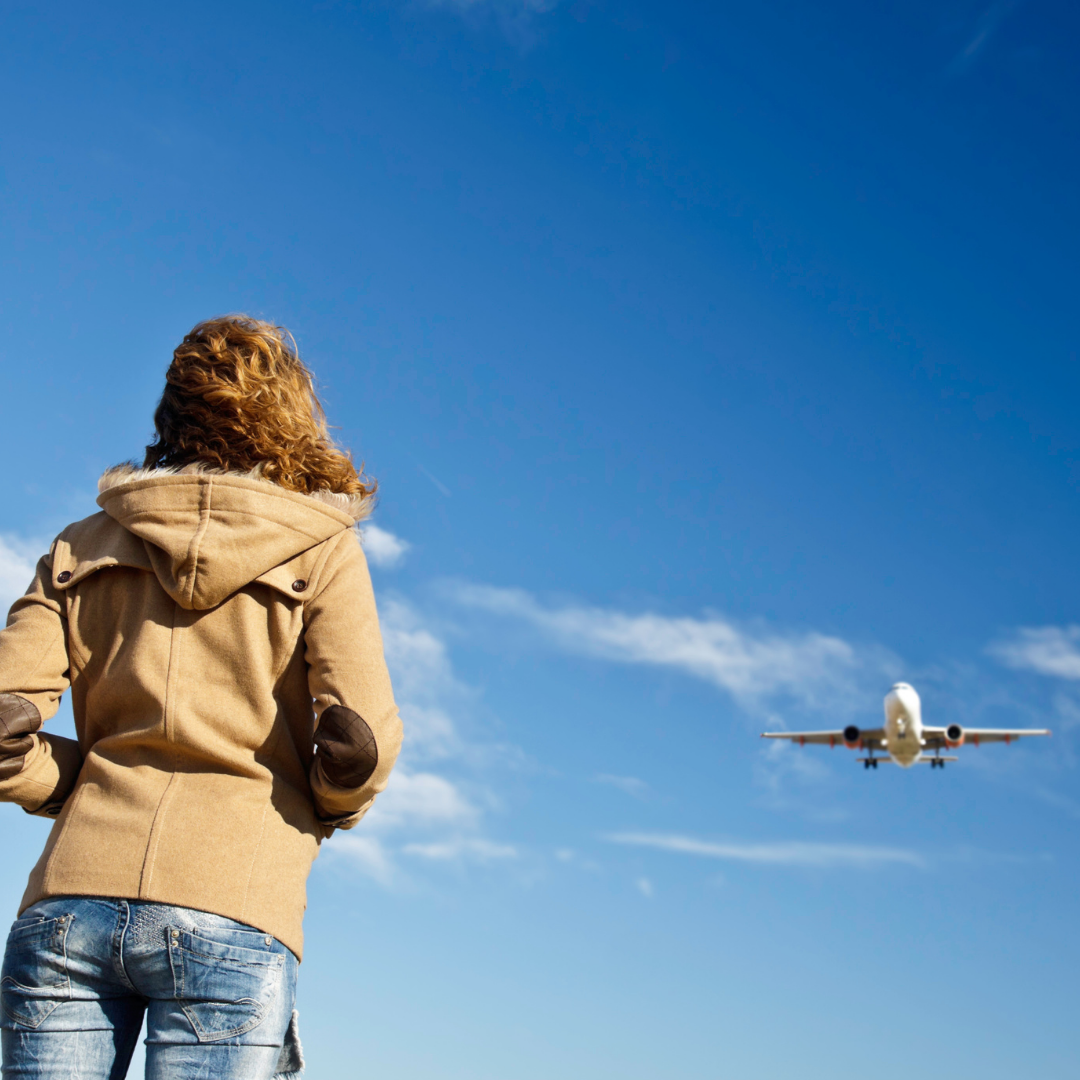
{"left": 843, "top": 725, "right": 861, "bottom": 747}
{"left": 945, "top": 723, "right": 964, "bottom": 748}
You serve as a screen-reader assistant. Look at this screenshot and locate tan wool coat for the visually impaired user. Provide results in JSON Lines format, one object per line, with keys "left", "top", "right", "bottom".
{"left": 0, "top": 466, "right": 403, "bottom": 958}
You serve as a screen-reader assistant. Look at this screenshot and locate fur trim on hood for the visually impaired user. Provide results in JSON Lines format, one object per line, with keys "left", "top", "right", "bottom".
{"left": 98, "top": 463, "right": 374, "bottom": 523}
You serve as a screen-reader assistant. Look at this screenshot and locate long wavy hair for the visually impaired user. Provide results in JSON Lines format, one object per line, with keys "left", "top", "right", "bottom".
{"left": 144, "top": 315, "right": 374, "bottom": 499}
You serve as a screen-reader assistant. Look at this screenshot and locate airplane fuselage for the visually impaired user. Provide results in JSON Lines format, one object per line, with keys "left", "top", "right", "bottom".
{"left": 883, "top": 683, "right": 924, "bottom": 766}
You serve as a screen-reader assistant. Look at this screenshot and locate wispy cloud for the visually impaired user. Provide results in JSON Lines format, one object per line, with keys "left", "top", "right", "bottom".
{"left": 595, "top": 773, "right": 649, "bottom": 798}
{"left": 1050, "top": 690, "right": 1080, "bottom": 732}
{"left": 989, "top": 626, "right": 1080, "bottom": 680}
{"left": 1030, "top": 786, "right": 1080, "bottom": 820}
{"left": 381, "top": 597, "right": 466, "bottom": 759}
{"left": 323, "top": 768, "right": 483, "bottom": 887}
{"left": 334, "top": 596, "right": 517, "bottom": 883}
{"left": 607, "top": 832, "right": 925, "bottom": 869}
{"left": 332, "top": 763, "right": 502, "bottom": 884}
{"left": 0, "top": 535, "right": 40, "bottom": 615}
{"left": 753, "top": 734, "right": 847, "bottom": 820}
{"left": 403, "top": 837, "right": 517, "bottom": 861}
{"left": 414, "top": 0, "right": 563, "bottom": 48}
{"left": 427, "top": 0, "right": 557, "bottom": 9}
{"left": 332, "top": 835, "right": 396, "bottom": 886}
{"left": 417, "top": 464, "right": 452, "bottom": 498}
{"left": 446, "top": 582, "right": 889, "bottom": 707}
{"left": 362, "top": 523, "right": 411, "bottom": 568}
{"left": 421, "top": 0, "right": 560, "bottom": 22}
{"left": 950, "top": 0, "right": 1017, "bottom": 72}
{"left": 365, "top": 769, "right": 478, "bottom": 831}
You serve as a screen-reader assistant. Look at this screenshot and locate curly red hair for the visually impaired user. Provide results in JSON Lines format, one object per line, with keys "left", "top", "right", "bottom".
{"left": 144, "top": 315, "right": 374, "bottom": 498}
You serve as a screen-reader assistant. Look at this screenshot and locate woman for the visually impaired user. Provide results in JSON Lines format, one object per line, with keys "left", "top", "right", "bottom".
{"left": 0, "top": 316, "right": 402, "bottom": 1079}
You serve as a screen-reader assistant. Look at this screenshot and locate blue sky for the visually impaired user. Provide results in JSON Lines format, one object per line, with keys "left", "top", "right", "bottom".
{"left": 2, "top": 1, "right": 1079, "bottom": 1076}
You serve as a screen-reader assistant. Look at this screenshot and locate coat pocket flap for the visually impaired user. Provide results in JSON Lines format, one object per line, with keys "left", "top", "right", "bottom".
{"left": 253, "top": 551, "right": 324, "bottom": 601}
{"left": 51, "top": 519, "right": 154, "bottom": 589}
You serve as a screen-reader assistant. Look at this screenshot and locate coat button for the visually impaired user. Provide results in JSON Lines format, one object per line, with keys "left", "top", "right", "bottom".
{"left": 57, "top": 571, "right": 72, "bottom": 583}
{"left": 291, "top": 579, "right": 307, "bottom": 592}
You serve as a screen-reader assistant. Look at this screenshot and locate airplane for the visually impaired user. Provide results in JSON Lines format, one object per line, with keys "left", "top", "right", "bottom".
{"left": 761, "top": 682, "right": 1051, "bottom": 769}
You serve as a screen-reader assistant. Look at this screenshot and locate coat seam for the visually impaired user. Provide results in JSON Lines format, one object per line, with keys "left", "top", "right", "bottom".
{"left": 183, "top": 479, "right": 214, "bottom": 608}
{"left": 63, "top": 590, "right": 91, "bottom": 671}
{"left": 302, "top": 533, "right": 349, "bottom": 620}
{"left": 308, "top": 533, "right": 342, "bottom": 600}
{"left": 269, "top": 609, "right": 305, "bottom": 691}
{"left": 239, "top": 786, "right": 273, "bottom": 920}
{"left": 139, "top": 599, "right": 185, "bottom": 895}
{"left": 139, "top": 773, "right": 180, "bottom": 897}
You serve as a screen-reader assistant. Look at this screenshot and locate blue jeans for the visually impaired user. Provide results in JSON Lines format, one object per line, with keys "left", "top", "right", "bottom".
{"left": 1, "top": 898, "right": 303, "bottom": 1080}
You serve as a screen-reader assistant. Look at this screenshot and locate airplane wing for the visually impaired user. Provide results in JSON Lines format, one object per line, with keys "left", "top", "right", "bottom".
{"left": 761, "top": 729, "right": 887, "bottom": 749}
{"left": 921, "top": 727, "right": 1051, "bottom": 749}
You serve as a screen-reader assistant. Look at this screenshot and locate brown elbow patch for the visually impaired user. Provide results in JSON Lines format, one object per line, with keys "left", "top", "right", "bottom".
{"left": 0, "top": 694, "right": 42, "bottom": 780}
{"left": 314, "top": 705, "right": 378, "bottom": 788}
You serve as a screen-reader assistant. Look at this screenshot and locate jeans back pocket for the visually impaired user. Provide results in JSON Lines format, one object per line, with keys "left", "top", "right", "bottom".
{"left": 168, "top": 925, "right": 285, "bottom": 1042}
{"left": 1, "top": 915, "right": 73, "bottom": 1029}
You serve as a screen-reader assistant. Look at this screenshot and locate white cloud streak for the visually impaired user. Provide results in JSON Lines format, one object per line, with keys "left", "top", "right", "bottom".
{"left": 403, "top": 837, "right": 517, "bottom": 861}
{"left": 953, "top": 0, "right": 1016, "bottom": 68}
{"left": 423, "top": 0, "right": 559, "bottom": 16}
{"left": 362, "top": 523, "right": 411, "bottom": 568}
{"left": 595, "top": 774, "right": 649, "bottom": 797}
{"left": 447, "top": 582, "right": 875, "bottom": 705}
{"left": 331, "top": 760, "right": 504, "bottom": 884}
{"left": 380, "top": 598, "right": 464, "bottom": 759}
{"left": 0, "top": 535, "right": 39, "bottom": 616}
{"left": 416, "top": 0, "right": 562, "bottom": 48}
{"left": 332, "top": 835, "right": 396, "bottom": 886}
{"left": 365, "top": 769, "right": 477, "bottom": 831}
{"left": 608, "top": 832, "right": 924, "bottom": 869}
{"left": 335, "top": 596, "right": 516, "bottom": 882}
{"left": 990, "top": 626, "right": 1080, "bottom": 680}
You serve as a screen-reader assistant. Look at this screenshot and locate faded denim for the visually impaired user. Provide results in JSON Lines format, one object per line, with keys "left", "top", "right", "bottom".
{"left": 1, "top": 898, "right": 303, "bottom": 1080}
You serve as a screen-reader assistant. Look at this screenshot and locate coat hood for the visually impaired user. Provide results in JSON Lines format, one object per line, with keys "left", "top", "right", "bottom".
{"left": 93, "top": 465, "right": 370, "bottom": 610}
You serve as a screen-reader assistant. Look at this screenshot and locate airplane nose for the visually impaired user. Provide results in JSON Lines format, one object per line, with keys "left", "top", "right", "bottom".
{"left": 889, "top": 682, "right": 920, "bottom": 708}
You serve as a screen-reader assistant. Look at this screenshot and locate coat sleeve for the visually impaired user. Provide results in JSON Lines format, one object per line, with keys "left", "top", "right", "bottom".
{"left": 303, "top": 530, "right": 403, "bottom": 830}
{"left": 0, "top": 548, "right": 83, "bottom": 817}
